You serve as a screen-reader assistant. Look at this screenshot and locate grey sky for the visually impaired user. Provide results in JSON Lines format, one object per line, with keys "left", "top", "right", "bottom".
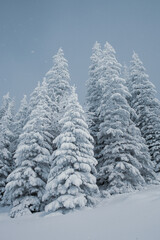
{"left": 0, "top": 0, "right": 160, "bottom": 107}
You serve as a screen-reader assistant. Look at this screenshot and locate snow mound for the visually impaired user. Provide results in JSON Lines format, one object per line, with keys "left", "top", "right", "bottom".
{"left": 0, "top": 185, "right": 160, "bottom": 240}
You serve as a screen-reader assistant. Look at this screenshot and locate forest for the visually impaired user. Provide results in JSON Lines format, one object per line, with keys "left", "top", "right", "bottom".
{"left": 0, "top": 42, "right": 160, "bottom": 218}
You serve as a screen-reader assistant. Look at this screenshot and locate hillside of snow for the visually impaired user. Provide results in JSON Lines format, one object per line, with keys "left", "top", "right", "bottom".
{"left": 0, "top": 185, "right": 160, "bottom": 240}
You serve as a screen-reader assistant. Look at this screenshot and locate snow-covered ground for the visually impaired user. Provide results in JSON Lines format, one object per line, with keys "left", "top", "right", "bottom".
{"left": 0, "top": 185, "right": 160, "bottom": 240}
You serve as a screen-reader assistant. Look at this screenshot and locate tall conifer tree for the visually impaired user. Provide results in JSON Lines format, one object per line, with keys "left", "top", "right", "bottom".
{"left": 97, "top": 42, "right": 155, "bottom": 194}
{"left": 128, "top": 53, "right": 160, "bottom": 172}
{"left": 44, "top": 48, "right": 71, "bottom": 140}
{"left": 12, "top": 95, "right": 28, "bottom": 158}
{"left": 0, "top": 93, "right": 12, "bottom": 121}
{"left": 0, "top": 99, "right": 14, "bottom": 200}
{"left": 4, "top": 81, "right": 53, "bottom": 217}
{"left": 43, "top": 88, "right": 99, "bottom": 213}
{"left": 86, "top": 42, "right": 102, "bottom": 160}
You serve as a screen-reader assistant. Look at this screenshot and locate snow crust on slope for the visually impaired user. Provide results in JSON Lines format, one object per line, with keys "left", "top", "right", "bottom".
{"left": 0, "top": 185, "right": 160, "bottom": 240}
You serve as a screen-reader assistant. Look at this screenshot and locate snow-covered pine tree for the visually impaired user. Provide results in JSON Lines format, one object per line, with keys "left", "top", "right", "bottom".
{"left": 86, "top": 41, "right": 102, "bottom": 159}
{"left": 0, "top": 99, "right": 14, "bottom": 201}
{"left": 0, "top": 93, "right": 12, "bottom": 121}
{"left": 45, "top": 48, "right": 71, "bottom": 104}
{"left": 122, "top": 64, "right": 129, "bottom": 82}
{"left": 12, "top": 95, "right": 28, "bottom": 159}
{"left": 4, "top": 81, "right": 53, "bottom": 217}
{"left": 128, "top": 53, "right": 160, "bottom": 172}
{"left": 44, "top": 48, "right": 71, "bottom": 139}
{"left": 43, "top": 87, "right": 99, "bottom": 213}
{"left": 97, "top": 42, "right": 156, "bottom": 194}
{"left": 29, "top": 82, "right": 42, "bottom": 113}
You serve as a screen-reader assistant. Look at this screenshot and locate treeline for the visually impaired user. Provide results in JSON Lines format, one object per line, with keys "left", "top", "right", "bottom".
{"left": 0, "top": 43, "right": 160, "bottom": 218}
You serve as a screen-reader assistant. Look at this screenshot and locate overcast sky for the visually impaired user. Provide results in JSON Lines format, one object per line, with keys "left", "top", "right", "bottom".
{"left": 0, "top": 0, "right": 160, "bottom": 107}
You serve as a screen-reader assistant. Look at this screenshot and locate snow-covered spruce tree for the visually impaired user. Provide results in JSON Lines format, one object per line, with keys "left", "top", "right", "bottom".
{"left": 97, "top": 42, "right": 156, "bottom": 194}
{"left": 29, "top": 82, "right": 42, "bottom": 113}
{"left": 12, "top": 95, "right": 28, "bottom": 158}
{"left": 86, "top": 41, "right": 102, "bottom": 159}
{"left": 0, "top": 100, "right": 14, "bottom": 201}
{"left": 0, "top": 93, "right": 12, "bottom": 121}
{"left": 128, "top": 53, "right": 160, "bottom": 172}
{"left": 3, "top": 81, "right": 53, "bottom": 217}
{"left": 43, "top": 87, "right": 99, "bottom": 213}
{"left": 122, "top": 64, "right": 129, "bottom": 81}
{"left": 44, "top": 48, "right": 71, "bottom": 139}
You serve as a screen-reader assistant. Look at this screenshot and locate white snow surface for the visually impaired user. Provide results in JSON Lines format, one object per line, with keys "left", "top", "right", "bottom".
{"left": 0, "top": 185, "right": 160, "bottom": 240}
